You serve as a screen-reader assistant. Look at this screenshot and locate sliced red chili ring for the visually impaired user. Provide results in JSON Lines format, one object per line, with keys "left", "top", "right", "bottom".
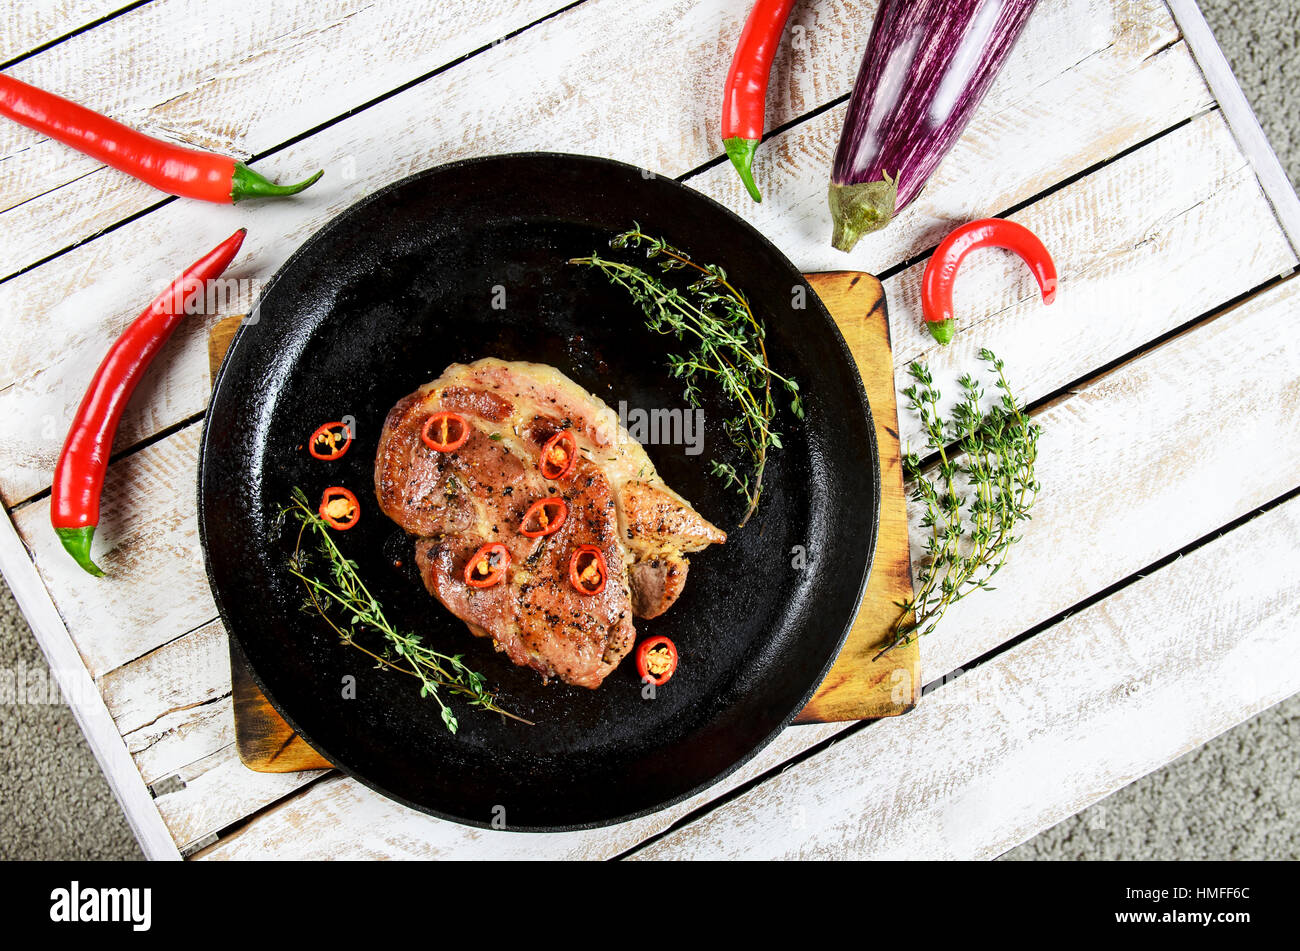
{"left": 539, "top": 429, "right": 577, "bottom": 480}
{"left": 308, "top": 420, "right": 353, "bottom": 460}
{"left": 519, "top": 497, "right": 568, "bottom": 538}
{"left": 464, "top": 542, "right": 510, "bottom": 588}
{"left": 318, "top": 486, "right": 360, "bottom": 530}
{"left": 422, "top": 411, "right": 470, "bottom": 452}
{"left": 567, "top": 544, "right": 607, "bottom": 596}
{"left": 636, "top": 635, "right": 679, "bottom": 686}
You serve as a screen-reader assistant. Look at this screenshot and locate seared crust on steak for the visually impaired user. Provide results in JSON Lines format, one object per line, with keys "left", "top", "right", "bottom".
{"left": 374, "top": 358, "right": 725, "bottom": 688}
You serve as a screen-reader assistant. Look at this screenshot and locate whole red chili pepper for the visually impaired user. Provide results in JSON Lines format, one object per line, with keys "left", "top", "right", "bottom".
{"left": 51, "top": 229, "right": 248, "bottom": 575}
{"left": 921, "top": 218, "right": 1057, "bottom": 344}
{"left": 0, "top": 74, "right": 322, "bottom": 203}
{"left": 721, "top": 0, "right": 797, "bottom": 203}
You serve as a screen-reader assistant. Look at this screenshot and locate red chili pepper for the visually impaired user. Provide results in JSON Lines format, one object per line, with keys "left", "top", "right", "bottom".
{"left": 308, "top": 420, "right": 353, "bottom": 460}
{"left": 318, "top": 486, "right": 360, "bottom": 530}
{"left": 921, "top": 218, "right": 1058, "bottom": 345}
{"left": 636, "top": 636, "right": 679, "bottom": 686}
{"left": 464, "top": 542, "right": 510, "bottom": 588}
{"left": 519, "top": 497, "right": 568, "bottom": 538}
{"left": 539, "top": 429, "right": 577, "bottom": 480}
{"left": 422, "top": 411, "right": 470, "bottom": 452}
{"left": 50, "top": 228, "right": 247, "bottom": 576}
{"left": 721, "top": 0, "right": 797, "bottom": 203}
{"left": 567, "top": 544, "right": 608, "bottom": 596}
{"left": 0, "top": 74, "right": 322, "bottom": 203}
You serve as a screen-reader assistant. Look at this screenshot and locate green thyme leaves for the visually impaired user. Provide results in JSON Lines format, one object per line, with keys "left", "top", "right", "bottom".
{"left": 282, "top": 488, "right": 527, "bottom": 732}
{"left": 880, "top": 350, "right": 1040, "bottom": 658}
{"left": 571, "top": 226, "right": 802, "bottom": 526}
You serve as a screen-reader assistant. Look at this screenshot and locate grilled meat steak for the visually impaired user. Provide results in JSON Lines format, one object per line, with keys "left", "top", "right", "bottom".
{"left": 374, "top": 358, "right": 725, "bottom": 688}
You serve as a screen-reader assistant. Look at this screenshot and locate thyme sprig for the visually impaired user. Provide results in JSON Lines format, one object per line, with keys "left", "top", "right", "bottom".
{"left": 878, "top": 349, "right": 1040, "bottom": 659}
{"left": 570, "top": 226, "right": 803, "bottom": 525}
{"left": 282, "top": 488, "right": 529, "bottom": 732}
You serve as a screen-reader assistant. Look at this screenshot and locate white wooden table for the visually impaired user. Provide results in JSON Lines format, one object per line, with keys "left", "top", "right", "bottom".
{"left": 3, "top": 0, "right": 1299, "bottom": 860}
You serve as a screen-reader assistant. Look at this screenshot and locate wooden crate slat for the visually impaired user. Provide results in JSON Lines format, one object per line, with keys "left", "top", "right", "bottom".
{"left": 683, "top": 35, "right": 1214, "bottom": 276}
{"left": 11, "top": 103, "right": 1286, "bottom": 679}
{"left": 5, "top": 0, "right": 1296, "bottom": 860}
{"left": 0, "top": 0, "right": 572, "bottom": 275}
{"left": 197, "top": 270, "right": 1300, "bottom": 857}
{"left": 0, "top": 0, "right": 126, "bottom": 64}
{"left": 630, "top": 492, "right": 1300, "bottom": 860}
{"left": 0, "top": 0, "right": 1192, "bottom": 506}
{"left": 15, "top": 424, "right": 213, "bottom": 677}
{"left": 152, "top": 744, "right": 324, "bottom": 851}
{"left": 102, "top": 618, "right": 230, "bottom": 737}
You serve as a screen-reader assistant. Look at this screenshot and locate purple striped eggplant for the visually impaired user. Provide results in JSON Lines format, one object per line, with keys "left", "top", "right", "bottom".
{"left": 828, "top": 0, "right": 1039, "bottom": 252}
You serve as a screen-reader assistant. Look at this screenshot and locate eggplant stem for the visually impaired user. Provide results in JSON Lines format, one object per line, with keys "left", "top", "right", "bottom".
{"left": 828, "top": 174, "right": 898, "bottom": 252}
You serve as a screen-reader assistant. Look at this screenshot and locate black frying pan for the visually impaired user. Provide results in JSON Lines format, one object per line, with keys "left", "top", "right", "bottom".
{"left": 199, "top": 153, "right": 879, "bottom": 831}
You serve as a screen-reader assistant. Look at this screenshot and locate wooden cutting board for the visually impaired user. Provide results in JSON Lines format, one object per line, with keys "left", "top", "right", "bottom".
{"left": 208, "top": 271, "right": 919, "bottom": 771}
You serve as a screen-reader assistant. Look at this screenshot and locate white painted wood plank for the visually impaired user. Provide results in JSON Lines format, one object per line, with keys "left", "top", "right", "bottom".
{"left": 0, "top": 0, "right": 1192, "bottom": 508}
{"left": 101, "top": 617, "right": 228, "bottom": 737}
{"left": 126, "top": 695, "right": 236, "bottom": 787}
{"left": 910, "top": 272, "right": 1300, "bottom": 683}
{"left": 630, "top": 493, "right": 1300, "bottom": 860}
{"left": 200, "top": 270, "right": 1300, "bottom": 858}
{"left": 9, "top": 101, "right": 1275, "bottom": 699}
{"left": 0, "top": 0, "right": 127, "bottom": 64}
{"left": 0, "top": 507, "right": 180, "bottom": 860}
{"left": 15, "top": 101, "right": 1297, "bottom": 851}
{"left": 103, "top": 619, "right": 324, "bottom": 839}
{"left": 13, "top": 424, "right": 215, "bottom": 677}
{"left": 196, "top": 721, "right": 844, "bottom": 860}
{"left": 93, "top": 619, "right": 327, "bottom": 834}
{"left": 0, "top": 0, "right": 572, "bottom": 272}
{"left": 686, "top": 35, "right": 1214, "bottom": 275}
{"left": 5, "top": 0, "right": 1290, "bottom": 858}
{"left": 881, "top": 108, "right": 1296, "bottom": 449}
{"left": 1168, "top": 0, "right": 1300, "bottom": 252}
{"left": 151, "top": 744, "right": 323, "bottom": 850}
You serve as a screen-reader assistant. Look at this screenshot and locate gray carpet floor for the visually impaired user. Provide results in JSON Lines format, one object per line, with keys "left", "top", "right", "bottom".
{"left": 1, "top": 0, "right": 1297, "bottom": 860}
